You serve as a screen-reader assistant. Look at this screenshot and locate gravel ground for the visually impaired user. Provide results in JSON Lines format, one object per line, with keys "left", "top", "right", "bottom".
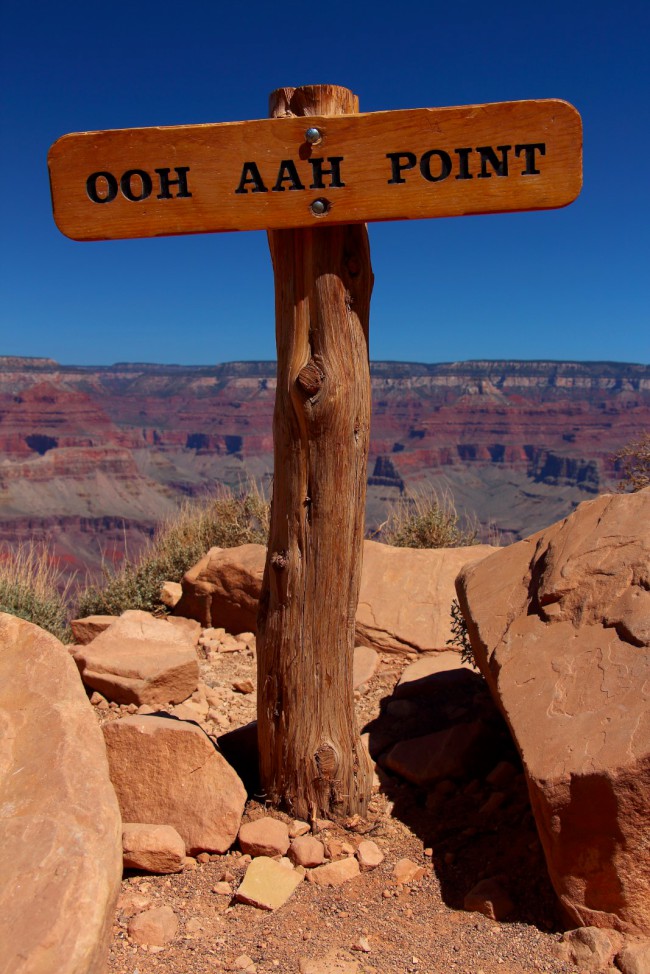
{"left": 96, "top": 632, "right": 583, "bottom": 974}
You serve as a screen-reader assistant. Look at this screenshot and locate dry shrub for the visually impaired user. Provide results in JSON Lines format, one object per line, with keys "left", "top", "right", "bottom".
{"left": 378, "top": 486, "right": 479, "bottom": 549}
{"left": 0, "top": 542, "right": 72, "bottom": 642}
{"left": 76, "top": 482, "right": 270, "bottom": 617}
{"left": 614, "top": 432, "right": 650, "bottom": 492}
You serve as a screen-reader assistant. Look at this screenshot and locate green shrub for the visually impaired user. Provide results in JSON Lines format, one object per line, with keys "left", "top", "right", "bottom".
{"left": 377, "top": 486, "right": 479, "bottom": 549}
{"left": 76, "top": 483, "right": 270, "bottom": 618}
{"left": 613, "top": 432, "right": 650, "bottom": 492}
{"left": 0, "top": 542, "right": 72, "bottom": 642}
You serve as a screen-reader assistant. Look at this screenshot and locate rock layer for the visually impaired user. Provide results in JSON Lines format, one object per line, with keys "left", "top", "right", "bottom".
{"left": 0, "top": 614, "right": 122, "bottom": 974}
{"left": 457, "top": 490, "right": 650, "bottom": 935}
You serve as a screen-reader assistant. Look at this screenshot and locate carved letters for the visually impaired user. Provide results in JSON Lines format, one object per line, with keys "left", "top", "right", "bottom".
{"left": 85, "top": 144, "right": 547, "bottom": 204}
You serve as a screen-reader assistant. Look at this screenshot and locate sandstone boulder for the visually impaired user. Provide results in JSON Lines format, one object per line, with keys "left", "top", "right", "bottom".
{"left": 176, "top": 540, "right": 496, "bottom": 651}
{"left": 103, "top": 715, "right": 246, "bottom": 854}
{"left": 70, "top": 613, "right": 117, "bottom": 644}
{"left": 72, "top": 609, "right": 200, "bottom": 705}
{"left": 356, "top": 540, "right": 497, "bottom": 653}
{"left": 174, "top": 544, "right": 265, "bottom": 632}
{"left": 0, "top": 613, "right": 122, "bottom": 974}
{"left": 457, "top": 490, "right": 650, "bottom": 936}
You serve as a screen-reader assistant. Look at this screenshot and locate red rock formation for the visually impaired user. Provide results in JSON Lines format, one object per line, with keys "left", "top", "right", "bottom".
{"left": 0, "top": 357, "right": 648, "bottom": 578}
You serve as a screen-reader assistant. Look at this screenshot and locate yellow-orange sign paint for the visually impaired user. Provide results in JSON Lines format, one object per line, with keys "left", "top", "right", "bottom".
{"left": 48, "top": 99, "right": 582, "bottom": 240}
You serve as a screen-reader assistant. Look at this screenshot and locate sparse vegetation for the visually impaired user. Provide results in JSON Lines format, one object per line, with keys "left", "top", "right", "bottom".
{"left": 447, "top": 598, "right": 477, "bottom": 669}
{"left": 613, "top": 432, "right": 650, "bottom": 492}
{"left": 377, "top": 486, "right": 479, "bottom": 549}
{"left": 76, "top": 483, "right": 270, "bottom": 618}
{"left": 0, "top": 542, "right": 72, "bottom": 642}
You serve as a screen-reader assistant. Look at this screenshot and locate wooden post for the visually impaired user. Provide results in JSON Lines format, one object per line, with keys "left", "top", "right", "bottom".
{"left": 257, "top": 84, "right": 374, "bottom": 821}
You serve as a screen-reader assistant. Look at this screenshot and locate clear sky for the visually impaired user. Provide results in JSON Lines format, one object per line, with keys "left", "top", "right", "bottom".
{"left": 1, "top": 0, "right": 648, "bottom": 367}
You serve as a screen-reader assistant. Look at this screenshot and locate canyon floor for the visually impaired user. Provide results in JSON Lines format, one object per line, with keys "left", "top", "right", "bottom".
{"left": 100, "top": 637, "right": 580, "bottom": 974}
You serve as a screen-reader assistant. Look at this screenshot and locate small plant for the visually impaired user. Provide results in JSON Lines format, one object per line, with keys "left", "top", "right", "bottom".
{"left": 76, "top": 482, "right": 270, "bottom": 617}
{"left": 613, "top": 432, "right": 650, "bottom": 493}
{"left": 378, "top": 486, "right": 479, "bottom": 549}
{"left": 447, "top": 598, "right": 477, "bottom": 669}
{"left": 0, "top": 542, "right": 72, "bottom": 642}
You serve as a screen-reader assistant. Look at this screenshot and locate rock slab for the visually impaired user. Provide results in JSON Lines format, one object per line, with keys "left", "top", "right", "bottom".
{"left": 0, "top": 613, "right": 122, "bottom": 974}
{"left": 104, "top": 715, "right": 246, "bottom": 855}
{"left": 72, "top": 609, "right": 200, "bottom": 705}
{"left": 122, "top": 822, "right": 186, "bottom": 874}
{"left": 236, "top": 856, "right": 303, "bottom": 910}
{"left": 457, "top": 490, "right": 650, "bottom": 936}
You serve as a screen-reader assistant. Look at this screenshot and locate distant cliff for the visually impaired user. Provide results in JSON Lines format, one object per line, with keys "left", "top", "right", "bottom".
{"left": 1, "top": 357, "right": 647, "bottom": 579}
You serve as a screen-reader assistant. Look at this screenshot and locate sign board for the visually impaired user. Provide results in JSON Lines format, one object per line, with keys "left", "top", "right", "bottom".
{"left": 48, "top": 99, "right": 582, "bottom": 241}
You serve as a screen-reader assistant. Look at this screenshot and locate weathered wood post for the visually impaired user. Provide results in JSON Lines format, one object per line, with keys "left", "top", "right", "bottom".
{"left": 48, "top": 87, "right": 582, "bottom": 823}
{"left": 257, "top": 84, "right": 375, "bottom": 820}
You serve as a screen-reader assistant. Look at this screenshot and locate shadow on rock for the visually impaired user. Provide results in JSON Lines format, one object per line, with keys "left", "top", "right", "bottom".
{"left": 363, "top": 662, "right": 564, "bottom": 931}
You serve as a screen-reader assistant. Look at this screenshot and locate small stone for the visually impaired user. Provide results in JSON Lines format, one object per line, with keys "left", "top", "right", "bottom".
{"left": 352, "top": 936, "right": 371, "bottom": 953}
{"left": 356, "top": 840, "right": 384, "bottom": 870}
{"left": 289, "top": 819, "right": 311, "bottom": 838}
{"left": 559, "top": 927, "right": 621, "bottom": 970}
{"left": 89, "top": 690, "right": 107, "bottom": 706}
{"left": 485, "top": 760, "right": 518, "bottom": 788}
{"left": 122, "top": 823, "right": 186, "bottom": 874}
{"left": 233, "top": 679, "right": 255, "bottom": 694}
{"left": 392, "top": 859, "right": 426, "bottom": 884}
{"left": 309, "top": 857, "right": 360, "bottom": 887}
{"left": 160, "top": 581, "right": 182, "bottom": 608}
{"left": 234, "top": 954, "right": 256, "bottom": 972}
{"left": 235, "top": 856, "right": 303, "bottom": 910}
{"left": 464, "top": 878, "right": 514, "bottom": 921}
{"left": 615, "top": 940, "right": 650, "bottom": 974}
{"left": 117, "top": 891, "right": 152, "bottom": 916}
{"left": 239, "top": 817, "right": 290, "bottom": 858}
{"left": 289, "top": 836, "right": 326, "bottom": 868}
{"left": 128, "top": 905, "right": 178, "bottom": 946}
{"left": 212, "top": 881, "right": 232, "bottom": 895}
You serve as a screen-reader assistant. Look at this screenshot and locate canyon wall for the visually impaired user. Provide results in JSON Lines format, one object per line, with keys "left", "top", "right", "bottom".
{"left": 0, "top": 357, "right": 647, "bottom": 580}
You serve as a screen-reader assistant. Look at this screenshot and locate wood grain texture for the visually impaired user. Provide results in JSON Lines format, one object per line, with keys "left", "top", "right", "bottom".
{"left": 48, "top": 99, "right": 582, "bottom": 240}
{"left": 257, "top": 84, "right": 374, "bottom": 820}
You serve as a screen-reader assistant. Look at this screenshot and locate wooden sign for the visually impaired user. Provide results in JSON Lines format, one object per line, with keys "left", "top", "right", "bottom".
{"left": 48, "top": 98, "right": 582, "bottom": 241}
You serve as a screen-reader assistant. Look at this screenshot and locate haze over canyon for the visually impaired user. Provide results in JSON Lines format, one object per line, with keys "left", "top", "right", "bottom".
{"left": 0, "top": 356, "right": 647, "bottom": 580}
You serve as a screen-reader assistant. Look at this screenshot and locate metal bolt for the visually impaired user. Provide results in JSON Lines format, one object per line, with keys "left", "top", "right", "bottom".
{"left": 305, "top": 126, "right": 322, "bottom": 145}
{"left": 310, "top": 198, "right": 329, "bottom": 216}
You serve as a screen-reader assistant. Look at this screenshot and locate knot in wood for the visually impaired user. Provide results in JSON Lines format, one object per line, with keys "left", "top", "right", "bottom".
{"left": 270, "top": 550, "right": 289, "bottom": 571}
{"left": 315, "top": 742, "right": 339, "bottom": 781}
{"left": 296, "top": 360, "right": 324, "bottom": 396}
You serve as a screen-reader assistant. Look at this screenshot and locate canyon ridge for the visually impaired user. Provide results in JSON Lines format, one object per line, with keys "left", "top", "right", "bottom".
{"left": 0, "top": 357, "right": 648, "bottom": 579}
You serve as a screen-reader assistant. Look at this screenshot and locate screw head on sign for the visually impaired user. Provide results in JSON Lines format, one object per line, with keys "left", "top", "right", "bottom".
{"left": 305, "top": 127, "right": 322, "bottom": 145}
{"left": 310, "top": 199, "right": 329, "bottom": 216}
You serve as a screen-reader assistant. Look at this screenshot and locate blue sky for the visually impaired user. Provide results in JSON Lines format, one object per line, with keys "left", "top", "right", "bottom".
{"left": 1, "top": 0, "right": 648, "bottom": 366}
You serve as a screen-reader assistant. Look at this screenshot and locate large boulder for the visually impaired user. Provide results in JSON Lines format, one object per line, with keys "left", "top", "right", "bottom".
{"left": 457, "top": 490, "right": 650, "bottom": 936}
{"left": 175, "top": 540, "right": 496, "bottom": 652}
{"left": 72, "top": 609, "right": 200, "bottom": 705}
{"left": 355, "top": 540, "right": 497, "bottom": 652}
{"left": 103, "top": 715, "right": 246, "bottom": 854}
{"left": 174, "top": 544, "right": 265, "bottom": 632}
{"left": 0, "top": 614, "right": 122, "bottom": 974}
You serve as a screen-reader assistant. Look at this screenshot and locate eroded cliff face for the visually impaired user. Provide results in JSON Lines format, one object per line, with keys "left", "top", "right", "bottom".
{"left": 1, "top": 357, "right": 648, "bottom": 578}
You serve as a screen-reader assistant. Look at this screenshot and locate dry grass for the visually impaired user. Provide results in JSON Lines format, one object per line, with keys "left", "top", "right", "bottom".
{"left": 0, "top": 542, "right": 72, "bottom": 642}
{"left": 614, "top": 431, "right": 650, "bottom": 492}
{"left": 377, "top": 486, "right": 480, "bottom": 549}
{"left": 76, "top": 482, "right": 270, "bottom": 618}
